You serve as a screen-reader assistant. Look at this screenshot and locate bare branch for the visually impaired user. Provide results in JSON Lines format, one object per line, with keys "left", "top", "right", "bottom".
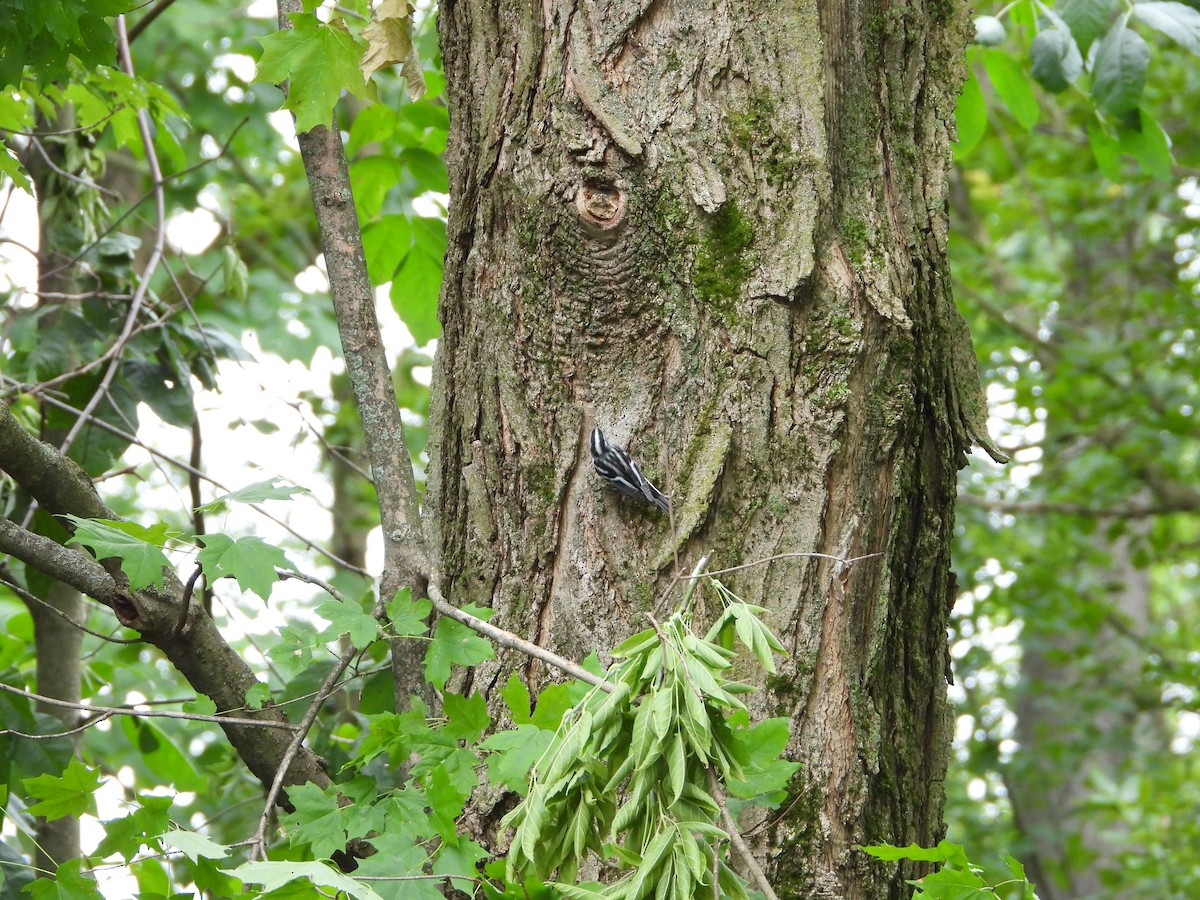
{"left": 0, "top": 570, "right": 141, "bottom": 644}
{"left": 276, "top": 0, "right": 429, "bottom": 607}
{"left": 0, "top": 683, "right": 301, "bottom": 732}
{"left": 706, "top": 767, "right": 780, "bottom": 900}
{"left": 248, "top": 642, "right": 361, "bottom": 862}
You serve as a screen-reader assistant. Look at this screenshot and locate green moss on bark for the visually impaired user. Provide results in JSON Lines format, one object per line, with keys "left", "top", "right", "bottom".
{"left": 693, "top": 202, "right": 754, "bottom": 314}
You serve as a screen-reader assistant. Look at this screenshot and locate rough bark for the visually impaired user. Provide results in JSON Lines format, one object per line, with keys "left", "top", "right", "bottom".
{"left": 430, "top": 0, "right": 985, "bottom": 895}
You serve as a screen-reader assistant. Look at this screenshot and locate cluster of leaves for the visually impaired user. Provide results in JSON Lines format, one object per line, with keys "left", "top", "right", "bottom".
{"left": 962, "top": 0, "right": 1200, "bottom": 177}
{"left": 947, "top": 0, "right": 1200, "bottom": 893}
{"left": 254, "top": 0, "right": 448, "bottom": 346}
{"left": 862, "top": 841, "right": 1039, "bottom": 899}
{"left": 13, "top": 505, "right": 801, "bottom": 900}
{"left": 504, "top": 587, "right": 796, "bottom": 899}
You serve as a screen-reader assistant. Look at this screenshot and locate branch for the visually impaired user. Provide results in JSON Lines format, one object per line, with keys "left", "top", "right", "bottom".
{"left": 0, "top": 405, "right": 334, "bottom": 805}
{"left": 706, "top": 767, "right": 780, "bottom": 900}
{"left": 0, "top": 518, "right": 122, "bottom": 609}
{"left": 0, "top": 683, "right": 301, "bottom": 732}
{"left": 427, "top": 582, "right": 608, "bottom": 690}
{"left": 956, "top": 491, "right": 1200, "bottom": 518}
{"left": 276, "top": 0, "right": 429, "bottom": 607}
{"left": 248, "top": 643, "right": 361, "bottom": 863}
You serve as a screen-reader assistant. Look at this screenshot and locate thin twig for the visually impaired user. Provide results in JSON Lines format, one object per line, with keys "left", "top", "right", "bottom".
{"left": 60, "top": 15, "right": 167, "bottom": 456}
{"left": 685, "top": 551, "right": 882, "bottom": 580}
{"left": 127, "top": 0, "right": 181, "bottom": 42}
{"left": 706, "top": 766, "right": 780, "bottom": 900}
{"left": 4, "top": 711, "right": 116, "bottom": 740}
{"left": 278, "top": 569, "right": 347, "bottom": 603}
{"left": 247, "top": 642, "right": 361, "bottom": 861}
{"left": 0, "top": 573, "right": 142, "bottom": 644}
{"left": 0, "top": 683, "right": 300, "bottom": 731}
{"left": 0, "top": 376, "right": 370, "bottom": 576}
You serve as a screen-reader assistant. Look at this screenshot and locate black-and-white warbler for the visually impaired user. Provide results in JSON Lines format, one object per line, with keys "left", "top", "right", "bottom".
{"left": 590, "top": 427, "right": 671, "bottom": 513}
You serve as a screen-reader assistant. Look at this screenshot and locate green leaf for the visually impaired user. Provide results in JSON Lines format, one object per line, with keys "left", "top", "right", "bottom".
{"left": 279, "top": 782, "right": 382, "bottom": 859}
{"left": 23, "top": 757, "right": 103, "bottom": 819}
{"left": 95, "top": 795, "right": 173, "bottom": 861}
{"left": 1060, "top": 0, "right": 1118, "bottom": 54}
{"left": 481, "top": 725, "right": 555, "bottom": 794}
{"left": 387, "top": 588, "right": 432, "bottom": 637}
{"left": 0, "top": 146, "right": 32, "bottom": 193}
{"left": 1087, "top": 117, "right": 1123, "bottom": 179}
{"left": 225, "top": 860, "right": 384, "bottom": 900}
{"left": 390, "top": 215, "right": 446, "bottom": 345}
{"left": 120, "top": 717, "right": 207, "bottom": 793}
{"left": 1091, "top": 20, "right": 1149, "bottom": 117}
{"left": 443, "top": 691, "right": 491, "bottom": 742}
{"left": 983, "top": 50, "right": 1039, "bottom": 130}
{"left": 316, "top": 599, "right": 380, "bottom": 648}
{"left": 1030, "top": 16, "right": 1084, "bottom": 92}
{"left": 197, "top": 477, "right": 311, "bottom": 513}
{"left": 256, "top": 13, "right": 370, "bottom": 133}
{"left": 401, "top": 147, "right": 449, "bottom": 194}
{"left": 62, "top": 516, "right": 175, "bottom": 591}
{"left": 160, "top": 828, "right": 232, "bottom": 862}
{"left": 860, "top": 840, "right": 970, "bottom": 867}
{"left": 427, "top": 765, "right": 470, "bottom": 843}
{"left": 952, "top": 69, "right": 987, "bottom": 159}
{"left": 425, "top": 605, "right": 496, "bottom": 689}
{"left": 1117, "top": 109, "right": 1173, "bottom": 180}
{"left": 1131, "top": 1, "right": 1200, "bottom": 53}
{"left": 363, "top": 214, "right": 413, "bottom": 284}
{"left": 501, "top": 672, "right": 533, "bottom": 725}
{"left": 26, "top": 858, "right": 103, "bottom": 899}
{"left": 433, "top": 837, "right": 489, "bottom": 890}
{"left": 197, "top": 533, "right": 293, "bottom": 601}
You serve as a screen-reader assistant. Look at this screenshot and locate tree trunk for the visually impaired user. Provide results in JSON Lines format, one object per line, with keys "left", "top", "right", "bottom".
{"left": 430, "top": 1, "right": 987, "bottom": 895}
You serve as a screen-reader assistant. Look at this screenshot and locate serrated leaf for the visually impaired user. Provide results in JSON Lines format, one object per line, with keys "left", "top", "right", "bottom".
{"left": 197, "top": 533, "right": 292, "bottom": 601}
{"left": 160, "top": 828, "right": 231, "bottom": 861}
{"left": 61, "top": 516, "right": 174, "bottom": 591}
{"left": 481, "top": 725, "right": 554, "bottom": 793}
{"left": 225, "top": 860, "right": 383, "bottom": 900}
{"left": 256, "top": 13, "right": 370, "bottom": 133}
{"left": 23, "top": 757, "right": 103, "bottom": 819}
{"left": 1091, "top": 21, "right": 1149, "bottom": 117}
{"left": 316, "top": 599, "right": 380, "bottom": 648}
{"left": 443, "top": 691, "right": 491, "bottom": 742}
{"left": 424, "top": 605, "right": 495, "bottom": 689}
{"left": 388, "top": 588, "right": 432, "bottom": 637}
{"left": 1131, "top": 1, "right": 1200, "bottom": 53}
{"left": 0, "top": 146, "right": 32, "bottom": 193}
{"left": 197, "top": 477, "right": 310, "bottom": 513}
{"left": 501, "top": 672, "right": 533, "bottom": 724}
{"left": 25, "top": 858, "right": 103, "bottom": 899}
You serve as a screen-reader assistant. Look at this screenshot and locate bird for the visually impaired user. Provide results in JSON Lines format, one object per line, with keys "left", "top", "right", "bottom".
{"left": 589, "top": 427, "right": 671, "bottom": 514}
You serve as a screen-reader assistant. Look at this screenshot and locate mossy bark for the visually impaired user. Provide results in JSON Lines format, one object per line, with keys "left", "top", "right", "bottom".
{"left": 431, "top": 0, "right": 981, "bottom": 895}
